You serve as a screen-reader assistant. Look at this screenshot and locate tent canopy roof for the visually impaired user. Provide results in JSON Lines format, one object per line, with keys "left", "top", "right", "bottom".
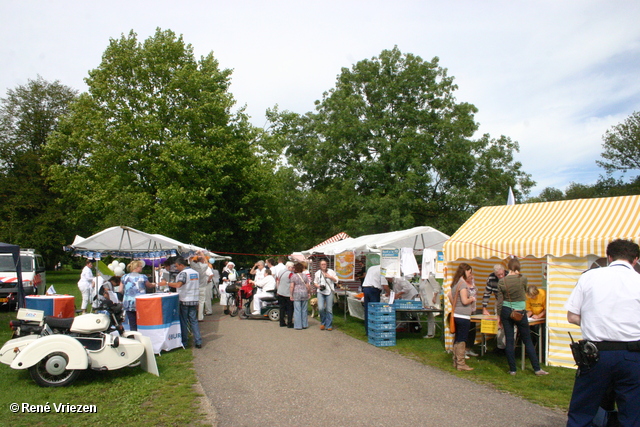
{"left": 70, "top": 225, "right": 228, "bottom": 260}
{"left": 304, "top": 226, "right": 449, "bottom": 256}
{"left": 444, "top": 195, "right": 640, "bottom": 261}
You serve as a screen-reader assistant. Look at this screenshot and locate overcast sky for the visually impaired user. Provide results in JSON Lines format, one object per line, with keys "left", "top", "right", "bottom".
{"left": 2, "top": 1, "right": 639, "bottom": 195}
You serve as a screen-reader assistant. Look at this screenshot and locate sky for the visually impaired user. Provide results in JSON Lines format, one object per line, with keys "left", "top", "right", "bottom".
{"left": 2, "top": 0, "right": 639, "bottom": 196}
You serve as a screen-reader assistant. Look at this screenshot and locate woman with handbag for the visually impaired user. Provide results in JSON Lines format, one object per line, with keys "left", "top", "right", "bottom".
{"left": 448, "top": 263, "right": 476, "bottom": 371}
{"left": 497, "top": 257, "right": 549, "bottom": 376}
{"left": 290, "top": 262, "right": 312, "bottom": 330}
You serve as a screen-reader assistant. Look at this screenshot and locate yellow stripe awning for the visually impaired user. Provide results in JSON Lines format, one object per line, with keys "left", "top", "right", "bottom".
{"left": 444, "top": 195, "right": 640, "bottom": 261}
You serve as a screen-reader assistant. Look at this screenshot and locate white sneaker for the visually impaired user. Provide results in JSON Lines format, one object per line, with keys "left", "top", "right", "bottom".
{"left": 466, "top": 349, "right": 479, "bottom": 357}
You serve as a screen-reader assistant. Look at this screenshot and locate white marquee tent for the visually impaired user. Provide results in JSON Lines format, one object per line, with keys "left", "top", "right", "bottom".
{"left": 302, "top": 226, "right": 449, "bottom": 256}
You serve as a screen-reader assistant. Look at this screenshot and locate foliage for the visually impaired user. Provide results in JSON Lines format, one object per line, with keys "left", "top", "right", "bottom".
{"left": 527, "top": 176, "right": 640, "bottom": 203}
{"left": 44, "top": 29, "right": 280, "bottom": 255}
{"left": 597, "top": 111, "right": 640, "bottom": 175}
{"left": 265, "top": 47, "right": 534, "bottom": 237}
{"left": 0, "top": 77, "right": 78, "bottom": 266}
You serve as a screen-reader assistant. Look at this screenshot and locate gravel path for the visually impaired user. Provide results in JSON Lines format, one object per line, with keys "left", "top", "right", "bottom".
{"left": 193, "top": 305, "right": 567, "bottom": 427}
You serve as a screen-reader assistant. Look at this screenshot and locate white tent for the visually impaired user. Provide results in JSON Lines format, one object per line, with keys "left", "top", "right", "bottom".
{"left": 302, "top": 226, "right": 449, "bottom": 256}
{"left": 70, "top": 225, "right": 228, "bottom": 260}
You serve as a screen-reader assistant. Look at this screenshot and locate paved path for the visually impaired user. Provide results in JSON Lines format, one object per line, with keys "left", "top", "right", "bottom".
{"left": 193, "top": 305, "right": 566, "bottom": 427}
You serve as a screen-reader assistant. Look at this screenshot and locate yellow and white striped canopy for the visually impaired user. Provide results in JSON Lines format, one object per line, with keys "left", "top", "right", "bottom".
{"left": 445, "top": 195, "right": 640, "bottom": 261}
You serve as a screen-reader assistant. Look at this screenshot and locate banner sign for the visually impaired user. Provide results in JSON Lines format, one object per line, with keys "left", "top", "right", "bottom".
{"left": 335, "top": 251, "right": 355, "bottom": 281}
{"left": 380, "top": 248, "right": 401, "bottom": 278}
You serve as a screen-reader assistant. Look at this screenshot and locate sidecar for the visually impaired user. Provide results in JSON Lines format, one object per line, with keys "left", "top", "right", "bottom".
{"left": 0, "top": 329, "right": 159, "bottom": 387}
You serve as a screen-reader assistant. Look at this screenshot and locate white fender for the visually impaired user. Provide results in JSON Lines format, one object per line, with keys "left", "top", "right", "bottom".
{"left": 124, "top": 331, "right": 159, "bottom": 376}
{"left": 10, "top": 335, "right": 89, "bottom": 370}
{"left": 0, "top": 335, "right": 39, "bottom": 365}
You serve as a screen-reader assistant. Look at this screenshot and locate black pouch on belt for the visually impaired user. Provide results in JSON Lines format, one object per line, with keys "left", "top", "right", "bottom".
{"left": 569, "top": 332, "right": 599, "bottom": 371}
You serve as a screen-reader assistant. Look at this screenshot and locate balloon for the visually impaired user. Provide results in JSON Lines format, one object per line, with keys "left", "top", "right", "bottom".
{"left": 119, "top": 262, "right": 125, "bottom": 270}
{"left": 114, "top": 267, "right": 124, "bottom": 276}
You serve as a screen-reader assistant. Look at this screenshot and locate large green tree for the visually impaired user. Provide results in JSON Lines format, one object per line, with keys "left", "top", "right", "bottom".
{"left": 597, "top": 111, "right": 640, "bottom": 175}
{"left": 45, "top": 29, "right": 278, "bottom": 254}
{"left": 0, "top": 77, "right": 78, "bottom": 265}
{"left": 265, "top": 47, "right": 533, "bottom": 237}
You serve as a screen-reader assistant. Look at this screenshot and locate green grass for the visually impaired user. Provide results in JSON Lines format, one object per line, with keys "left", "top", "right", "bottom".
{"left": 331, "top": 306, "right": 574, "bottom": 411}
{"left": 0, "top": 271, "right": 206, "bottom": 427}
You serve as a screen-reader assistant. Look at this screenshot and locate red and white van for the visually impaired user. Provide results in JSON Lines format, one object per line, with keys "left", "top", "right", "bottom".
{"left": 0, "top": 249, "right": 46, "bottom": 307}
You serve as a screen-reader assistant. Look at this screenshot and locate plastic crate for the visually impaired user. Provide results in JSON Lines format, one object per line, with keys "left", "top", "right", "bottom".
{"left": 368, "top": 319, "right": 396, "bottom": 330}
{"left": 393, "top": 300, "right": 423, "bottom": 310}
{"left": 368, "top": 328, "right": 396, "bottom": 340}
{"left": 368, "top": 311, "right": 395, "bottom": 321}
{"left": 368, "top": 302, "right": 395, "bottom": 313}
{"left": 368, "top": 337, "right": 396, "bottom": 347}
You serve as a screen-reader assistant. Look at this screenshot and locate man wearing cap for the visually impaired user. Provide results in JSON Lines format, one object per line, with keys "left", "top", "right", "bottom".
{"left": 565, "top": 239, "right": 640, "bottom": 426}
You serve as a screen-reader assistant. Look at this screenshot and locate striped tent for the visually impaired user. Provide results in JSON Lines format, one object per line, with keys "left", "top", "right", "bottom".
{"left": 443, "top": 195, "right": 640, "bottom": 368}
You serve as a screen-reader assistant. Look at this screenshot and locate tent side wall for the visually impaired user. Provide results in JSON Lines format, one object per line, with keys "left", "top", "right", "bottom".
{"left": 546, "top": 255, "right": 585, "bottom": 368}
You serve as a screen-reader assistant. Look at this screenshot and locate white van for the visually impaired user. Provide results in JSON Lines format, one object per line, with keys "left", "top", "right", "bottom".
{"left": 0, "top": 249, "right": 46, "bottom": 307}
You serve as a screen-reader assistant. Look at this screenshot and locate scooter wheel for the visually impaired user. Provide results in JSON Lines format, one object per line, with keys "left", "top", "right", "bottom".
{"left": 28, "top": 352, "right": 81, "bottom": 387}
{"left": 228, "top": 305, "right": 238, "bottom": 317}
{"left": 239, "top": 309, "right": 248, "bottom": 319}
{"left": 268, "top": 309, "right": 280, "bottom": 322}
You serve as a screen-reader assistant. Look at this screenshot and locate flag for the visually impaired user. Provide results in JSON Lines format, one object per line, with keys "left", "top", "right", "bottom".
{"left": 46, "top": 285, "right": 56, "bottom": 295}
{"left": 507, "top": 187, "right": 515, "bottom": 205}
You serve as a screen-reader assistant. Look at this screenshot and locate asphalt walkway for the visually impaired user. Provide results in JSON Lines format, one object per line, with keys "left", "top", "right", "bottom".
{"left": 193, "top": 305, "right": 566, "bottom": 427}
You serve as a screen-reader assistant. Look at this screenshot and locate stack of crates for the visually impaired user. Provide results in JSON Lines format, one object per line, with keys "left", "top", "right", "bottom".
{"left": 367, "top": 302, "right": 396, "bottom": 347}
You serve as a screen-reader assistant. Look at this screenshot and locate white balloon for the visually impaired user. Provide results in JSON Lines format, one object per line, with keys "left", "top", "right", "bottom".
{"left": 114, "top": 267, "right": 124, "bottom": 276}
{"left": 119, "top": 262, "right": 125, "bottom": 270}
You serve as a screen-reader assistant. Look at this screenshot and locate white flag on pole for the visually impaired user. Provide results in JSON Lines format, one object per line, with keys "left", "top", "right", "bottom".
{"left": 507, "top": 187, "right": 515, "bottom": 205}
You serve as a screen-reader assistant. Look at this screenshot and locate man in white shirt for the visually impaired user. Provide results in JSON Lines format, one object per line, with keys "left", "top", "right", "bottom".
{"left": 361, "top": 264, "right": 391, "bottom": 335}
{"left": 564, "top": 239, "right": 640, "bottom": 426}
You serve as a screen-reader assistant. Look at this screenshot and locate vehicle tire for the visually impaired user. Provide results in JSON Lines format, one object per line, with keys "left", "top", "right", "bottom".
{"left": 28, "top": 352, "right": 81, "bottom": 387}
{"left": 239, "top": 308, "right": 248, "bottom": 319}
{"left": 268, "top": 308, "right": 280, "bottom": 322}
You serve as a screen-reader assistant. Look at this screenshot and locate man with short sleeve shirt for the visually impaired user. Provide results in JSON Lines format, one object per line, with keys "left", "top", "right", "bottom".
{"left": 161, "top": 257, "right": 202, "bottom": 349}
{"left": 362, "top": 264, "right": 391, "bottom": 335}
{"left": 564, "top": 239, "right": 640, "bottom": 426}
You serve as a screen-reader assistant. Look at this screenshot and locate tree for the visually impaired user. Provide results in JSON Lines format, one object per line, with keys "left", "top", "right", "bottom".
{"left": 265, "top": 47, "right": 534, "bottom": 236}
{"left": 45, "top": 29, "right": 279, "bottom": 254}
{"left": 0, "top": 77, "right": 78, "bottom": 265}
{"left": 597, "top": 111, "right": 640, "bottom": 175}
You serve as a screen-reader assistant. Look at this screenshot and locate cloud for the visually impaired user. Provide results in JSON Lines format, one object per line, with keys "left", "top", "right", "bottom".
{"left": 1, "top": 0, "right": 639, "bottom": 195}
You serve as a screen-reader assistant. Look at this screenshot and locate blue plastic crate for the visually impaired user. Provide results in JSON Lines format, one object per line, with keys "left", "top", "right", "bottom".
{"left": 368, "top": 337, "right": 396, "bottom": 347}
{"left": 393, "top": 299, "right": 423, "bottom": 310}
{"left": 368, "top": 319, "right": 396, "bottom": 330}
{"left": 368, "top": 302, "right": 395, "bottom": 313}
{"left": 367, "top": 329, "right": 396, "bottom": 340}
{"left": 368, "top": 311, "right": 395, "bottom": 321}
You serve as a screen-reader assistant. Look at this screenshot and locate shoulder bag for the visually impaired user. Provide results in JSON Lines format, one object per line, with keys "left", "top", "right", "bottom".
{"left": 448, "top": 283, "right": 460, "bottom": 333}
{"left": 505, "top": 278, "right": 524, "bottom": 321}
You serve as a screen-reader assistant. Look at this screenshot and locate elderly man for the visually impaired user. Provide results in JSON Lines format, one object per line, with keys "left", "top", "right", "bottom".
{"left": 189, "top": 251, "right": 210, "bottom": 321}
{"left": 565, "top": 239, "right": 640, "bottom": 426}
{"left": 161, "top": 257, "right": 202, "bottom": 349}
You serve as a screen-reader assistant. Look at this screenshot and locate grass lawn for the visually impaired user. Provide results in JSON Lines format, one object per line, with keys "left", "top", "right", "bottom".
{"left": 331, "top": 306, "right": 573, "bottom": 412}
{"left": 0, "top": 270, "right": 207, "bottom": 426}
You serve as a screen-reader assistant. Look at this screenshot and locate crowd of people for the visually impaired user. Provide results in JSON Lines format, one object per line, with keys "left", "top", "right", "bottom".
{"left": 74, "top": 237, "right": 640, "bottom": 426}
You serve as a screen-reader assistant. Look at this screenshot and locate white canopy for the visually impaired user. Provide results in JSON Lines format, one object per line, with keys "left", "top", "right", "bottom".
{"left": 303, "top": 226, "right": 449, "bottom": 256}
{"left": 70, "top": 225, "right": 228, "bottom": 260}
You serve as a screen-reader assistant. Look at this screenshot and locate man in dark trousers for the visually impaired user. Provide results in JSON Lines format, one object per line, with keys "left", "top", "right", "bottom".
{"left": 565, "top": 239, "right": 640, "bottom": 426}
